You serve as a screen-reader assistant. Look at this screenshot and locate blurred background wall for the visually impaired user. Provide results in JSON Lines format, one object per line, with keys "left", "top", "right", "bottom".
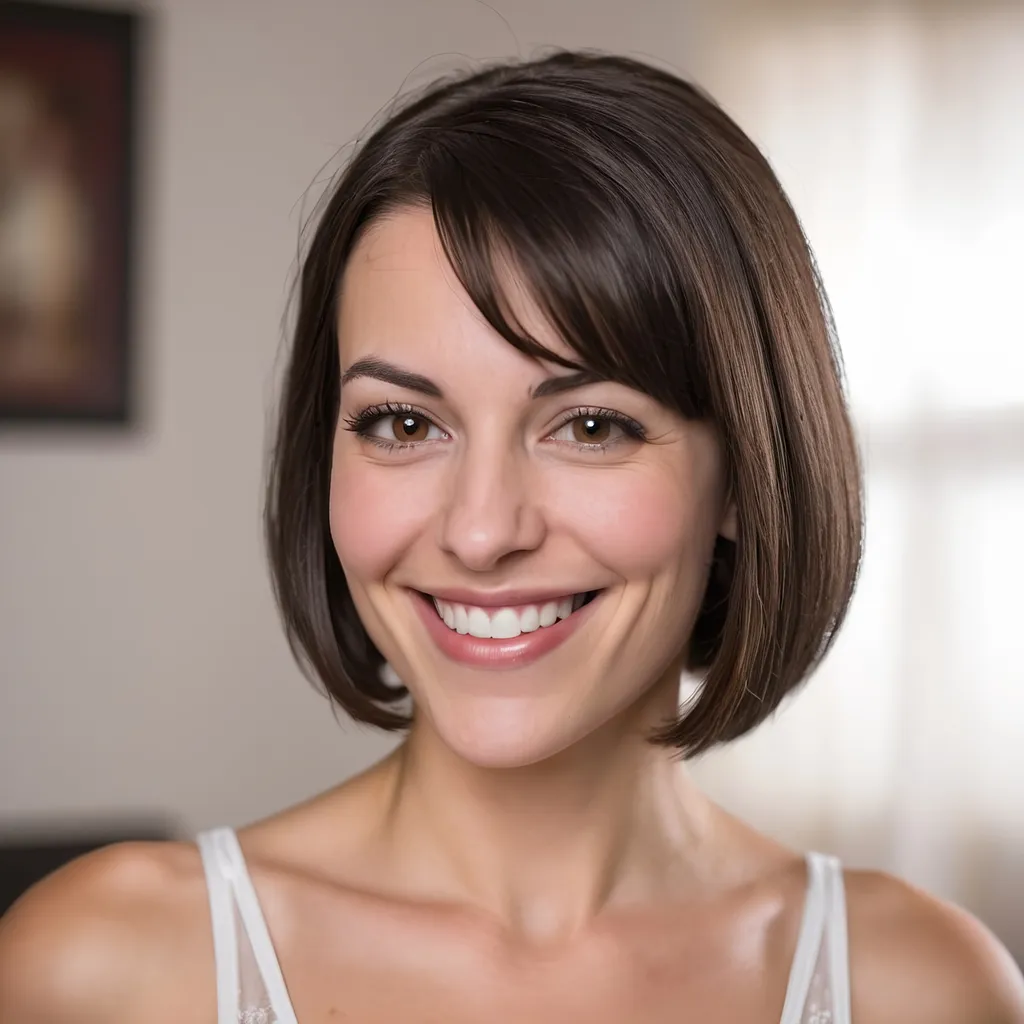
{"left": 1, "top": 0, "right": 1021, "bottom": 962}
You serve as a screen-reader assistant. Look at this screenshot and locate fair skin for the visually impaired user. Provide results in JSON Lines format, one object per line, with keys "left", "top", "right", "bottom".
{"left": 1, "top": 207, "right": 1022, "bottom": 1024}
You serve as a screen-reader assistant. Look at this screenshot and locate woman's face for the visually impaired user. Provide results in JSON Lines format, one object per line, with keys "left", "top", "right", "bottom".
{"left": 331, "top": 207, "right": 734, "bottom": 767}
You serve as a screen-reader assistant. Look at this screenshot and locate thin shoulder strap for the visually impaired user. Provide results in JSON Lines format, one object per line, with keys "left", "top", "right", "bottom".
{"left": 823, "top": 855, "right": 852, "bottom": 1024}
{"left": 197, "top": 828, "right": 300, "bottom": 1024}
{"left": 778, "top": 852, "right": 829, "bottom": 1024}
{"left": 197, "top": 829, "right": 240, "bottom": 1023}
{"left": 216, "top": 828, "right": 300, "bottom": 1024}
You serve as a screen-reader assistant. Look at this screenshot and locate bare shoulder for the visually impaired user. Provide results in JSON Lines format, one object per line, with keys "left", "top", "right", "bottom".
{"left": 0, "top": 840, "right": 215, "bottom": 1024}
{"left": 844, "top": 867, "right": 1024, "bottom": 1024}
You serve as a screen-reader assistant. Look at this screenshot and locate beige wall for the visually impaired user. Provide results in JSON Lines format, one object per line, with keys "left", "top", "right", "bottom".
{"left": 0, "top": 0, "right": 694, "bottom": 837}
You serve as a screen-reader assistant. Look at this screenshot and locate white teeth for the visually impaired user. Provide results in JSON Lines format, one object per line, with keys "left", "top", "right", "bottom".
{"left": 467, "top": 607, "right": 491, "bottom": 639}
{"left": 430, "top": 593, "right": 595, "bottom": 638}
{"left": 519, "top": 605, "right": 540, "bottom": 633}
{"left": 489, "top": 608, "right": 521, "bottom": 639}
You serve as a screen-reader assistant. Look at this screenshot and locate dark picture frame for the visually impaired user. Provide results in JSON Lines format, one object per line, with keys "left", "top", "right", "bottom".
{"left": 0, "top": 1, "right": 140, "bottom": 424}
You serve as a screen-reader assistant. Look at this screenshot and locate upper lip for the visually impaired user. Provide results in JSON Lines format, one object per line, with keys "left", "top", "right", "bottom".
{"left": 416, "top": 587, "right": 599, "bottom": 608}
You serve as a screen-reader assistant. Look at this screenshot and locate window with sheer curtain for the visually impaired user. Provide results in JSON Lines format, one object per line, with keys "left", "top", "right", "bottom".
{"left": 688, "top": 2, "right": 1024, "bottom": 960}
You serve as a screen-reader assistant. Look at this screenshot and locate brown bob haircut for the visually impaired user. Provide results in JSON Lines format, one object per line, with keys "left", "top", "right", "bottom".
{"left": 266, "top": 51, "right": 863, "bottom": 758}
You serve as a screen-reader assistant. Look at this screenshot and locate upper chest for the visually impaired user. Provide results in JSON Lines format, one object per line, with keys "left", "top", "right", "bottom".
{"left": 268, "top": 890, "right": 799, "bottom": 1024}
{"left": 281, "top": 968, "right": 790, "bottom": 1024}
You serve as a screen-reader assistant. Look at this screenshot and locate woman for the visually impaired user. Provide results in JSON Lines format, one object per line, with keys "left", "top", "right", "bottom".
{"left": 1, "top": 51, "right": 1022, "bottom": 1024}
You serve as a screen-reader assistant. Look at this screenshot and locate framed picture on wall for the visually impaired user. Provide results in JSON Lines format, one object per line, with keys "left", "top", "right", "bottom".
{"left": 0, "top": 2, "right": 140, "bottom": 424}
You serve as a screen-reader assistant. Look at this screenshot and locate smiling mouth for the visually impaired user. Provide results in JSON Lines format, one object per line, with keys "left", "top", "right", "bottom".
{"left": 423, "top": 591, "right": 601, "bottom": 640}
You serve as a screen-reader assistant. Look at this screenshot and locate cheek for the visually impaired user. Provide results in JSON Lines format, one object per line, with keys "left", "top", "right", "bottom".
{"left": 549, "top": 465, "right": 720, "bottom": 578}
{"left": 328, "top": 447, "right": 434, "bottom": 582}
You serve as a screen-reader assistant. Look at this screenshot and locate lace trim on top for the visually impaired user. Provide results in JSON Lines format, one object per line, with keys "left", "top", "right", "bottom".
{"left": 236, "top": 899, "right": 277, "bottom": 1024}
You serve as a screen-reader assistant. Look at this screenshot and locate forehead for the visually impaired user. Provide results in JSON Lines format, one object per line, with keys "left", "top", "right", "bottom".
{"left": 336, "top": 206, "right": 577, "bottom": 377}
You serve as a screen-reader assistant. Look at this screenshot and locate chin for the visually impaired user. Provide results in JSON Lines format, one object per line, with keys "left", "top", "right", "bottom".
{"left": 421, "top": 695, "right": 589, "bottom": 769}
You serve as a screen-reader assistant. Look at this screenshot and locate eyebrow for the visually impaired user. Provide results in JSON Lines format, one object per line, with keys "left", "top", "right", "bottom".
{"left": 339, "top": 358, "right": 605, "bottom": 400}
{"left": 530, "top": 369, "right": 604, "bottom": 398}
{"left": 340, "top": 357, "right": 444, "bottom": 398}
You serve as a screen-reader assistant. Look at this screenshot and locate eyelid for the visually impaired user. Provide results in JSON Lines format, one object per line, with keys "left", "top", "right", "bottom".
{"left": 343, "top": 402, "right": 646, "bottom": 452}
{"left": 546, "top": 406, "right": 646, "bottom": 441}
{"left": 540, "top": 408, "right": 648, "bottom": 456}
{"left": 342, "top": 401, "right": 450, "bottom": 448}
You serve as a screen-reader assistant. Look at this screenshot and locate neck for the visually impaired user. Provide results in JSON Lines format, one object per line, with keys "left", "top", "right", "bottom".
{"left": 373, "top": 681, "right": 719, "bottom": 943}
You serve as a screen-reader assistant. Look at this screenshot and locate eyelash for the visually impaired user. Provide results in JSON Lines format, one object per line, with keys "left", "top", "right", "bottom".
{"left": 548, "top": 407, "right": 647, "bottom": 449}
{"left": 341, "top": 402, "right": 438, "bottom": 450}
{"left": 342, "top": 403, "right": 647, "bottom": 452}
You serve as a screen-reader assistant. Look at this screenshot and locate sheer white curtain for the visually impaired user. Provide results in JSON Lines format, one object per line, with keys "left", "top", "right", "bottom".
{"left": 688, "top": 2, "right": 1024, "bottom": 958}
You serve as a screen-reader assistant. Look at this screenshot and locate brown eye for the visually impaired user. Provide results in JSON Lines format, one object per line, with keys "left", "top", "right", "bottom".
{"left": 392, "top": 414, "right": 430, "bottom": 442}
{"left": 571, "top": 415, "right": 612, "bottom": 444}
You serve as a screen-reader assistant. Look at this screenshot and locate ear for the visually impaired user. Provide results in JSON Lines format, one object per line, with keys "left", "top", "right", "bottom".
{"left": 718, "top": 499, "right": 738, "bottom": 542}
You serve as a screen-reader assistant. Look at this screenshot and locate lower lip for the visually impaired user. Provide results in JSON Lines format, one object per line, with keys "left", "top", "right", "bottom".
{"left": 411, "top": 591, "right": 600, "bottom": 669}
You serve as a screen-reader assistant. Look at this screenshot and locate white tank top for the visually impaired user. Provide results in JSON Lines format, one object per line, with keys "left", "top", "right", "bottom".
{"left": 197, "top": 827, "right": 851, "bottom": 1024}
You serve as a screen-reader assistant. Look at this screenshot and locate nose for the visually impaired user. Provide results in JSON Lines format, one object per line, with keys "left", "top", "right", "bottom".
{"left": 439, "top": 438, "right": 546, "bottom": 573}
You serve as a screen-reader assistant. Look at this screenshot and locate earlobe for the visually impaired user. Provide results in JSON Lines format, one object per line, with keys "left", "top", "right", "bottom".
{"left": 719, "top": 501, "right": 738, "bottom": 542}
